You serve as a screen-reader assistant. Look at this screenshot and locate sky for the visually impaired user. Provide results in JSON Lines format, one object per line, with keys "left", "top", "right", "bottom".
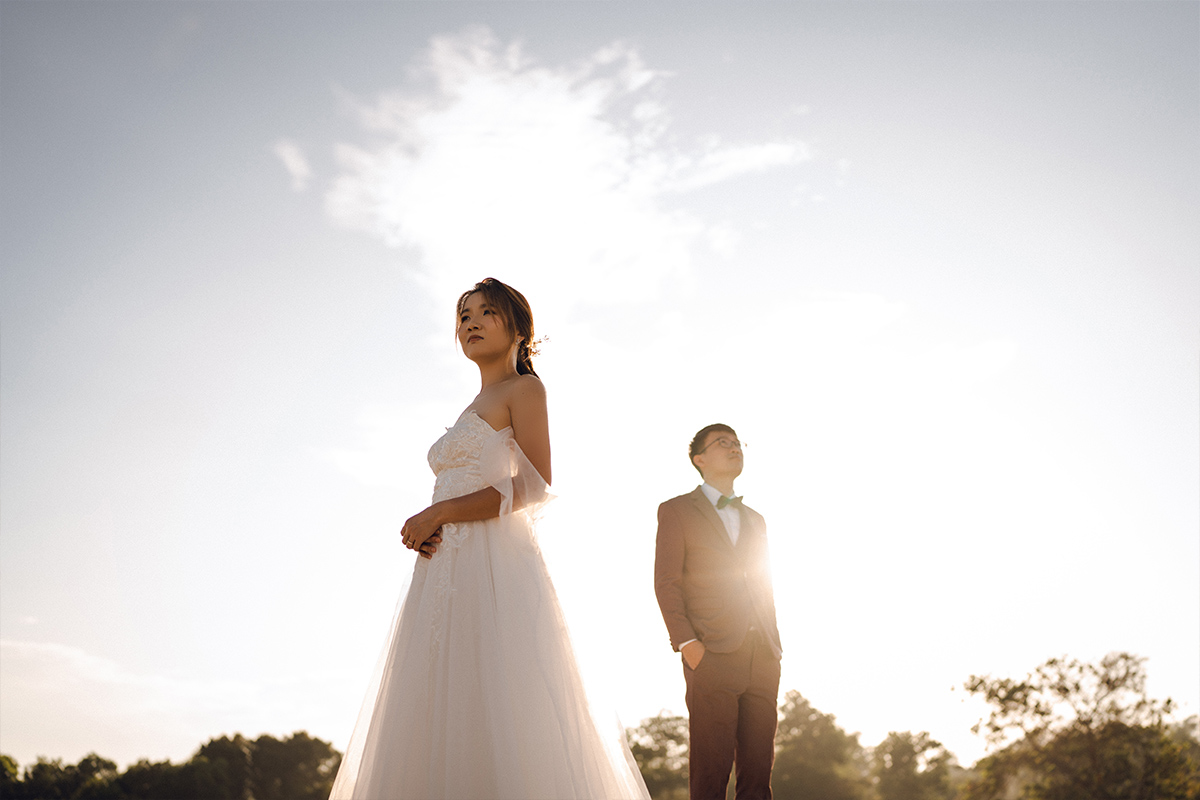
{"left": 2, "top": 0, "right": 1197, "bottom": 773}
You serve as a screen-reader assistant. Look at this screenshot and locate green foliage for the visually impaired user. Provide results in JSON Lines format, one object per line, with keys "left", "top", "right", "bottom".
{"left": 960, "top": 652, "right": 1200, "bottom": 800}
{"left": 626, "top": 712, "right": 689, "bottom": 800}
{"left": 1, "top": 756, "right": 20, "bottom": 793}
{"left": 1171, "top": 718, "right": 1200, "bottom": 799}
{"left": 6, "top": 753, "right": 119, "bottom": 799}
{"left": 16, "top": 758, "right": 78, "bottom": 800}
{"left": 1, "top": 732, "right": 338, "bottom": 800}
{"left": 871, "top": 731, "right": 955, "bottom": 800}
{"left": 250, "top": 732, "right": 340, "bottom": 800}
{"left": 116, "top": 755, "right": 237, "bottom": 799}
{"left": 772, "top": 690, "right": 871, "bottom": 800}
{"left": 192, "top": 735, "right": 251, "bottom": 800}
{"left": 117, "top": 758, "right": 179, "bottom": 799}
{"left": 73, "top": 775, "right": 128, "bottom": 800}
{"left": 71, "top": 756, "right": 121, "bottom": 800}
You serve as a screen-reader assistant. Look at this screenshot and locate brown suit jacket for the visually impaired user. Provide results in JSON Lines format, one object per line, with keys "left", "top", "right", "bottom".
{"left": 654, "top": 487, "right": 782, "bottom": 658}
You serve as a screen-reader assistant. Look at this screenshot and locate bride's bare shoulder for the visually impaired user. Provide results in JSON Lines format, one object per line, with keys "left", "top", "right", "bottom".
{"left": 507, "top": 373, "right": 545, "bottom": 399}
{"left": 504, "top": 374, "right": 548, "bottom": 427}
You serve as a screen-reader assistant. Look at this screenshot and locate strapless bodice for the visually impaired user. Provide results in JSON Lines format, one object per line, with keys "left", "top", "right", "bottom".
{"left": 427, "top": 411, "right": 508, "bottom": 503}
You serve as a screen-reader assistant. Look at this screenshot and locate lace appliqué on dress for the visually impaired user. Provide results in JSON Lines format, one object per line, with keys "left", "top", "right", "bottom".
{"left": 424, "top": 411, "right": 495, "bottom": 655}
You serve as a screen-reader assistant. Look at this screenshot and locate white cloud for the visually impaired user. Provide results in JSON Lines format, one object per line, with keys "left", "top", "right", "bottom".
{"left": 324, "top": 28, "right": 809, "bottom": 305}
{"left": 663, "top": 141, "right": 810, "bottom": 193}
{"left": 0, "top": 640, "right": 260, "bottom": 765}
{"left": 273, "top": 138, "right": 312, "bottom": 192}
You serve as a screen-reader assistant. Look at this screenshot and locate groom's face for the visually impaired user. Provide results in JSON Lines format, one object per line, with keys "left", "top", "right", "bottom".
{"left": 694, "top": 431, "right": 744, "bottom": 482}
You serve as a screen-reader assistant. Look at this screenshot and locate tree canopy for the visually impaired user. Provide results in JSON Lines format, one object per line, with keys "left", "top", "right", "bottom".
{"left": 0, "top": 732, "right": 338, "bottom": 800}
{"left": 770, "top": 690, "right": 871, "bottom": 800}
{"left": 960, "top": 652, "right": 1200, "bottom": 800}
{"left": 627, "top": 712, "right": 690, "bottom": 800}
{"left": 871, "top": 731, "right": 957, "bottom": 800}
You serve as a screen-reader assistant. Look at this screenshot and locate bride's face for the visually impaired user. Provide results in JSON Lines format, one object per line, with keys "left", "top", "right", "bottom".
{"left": 458, "top": 292, "right": 517, "bottom": 361}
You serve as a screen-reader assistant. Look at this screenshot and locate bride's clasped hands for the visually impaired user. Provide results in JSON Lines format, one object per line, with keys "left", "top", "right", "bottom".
{"left": 401, "top": 506, "right": 442, "bottom": 559}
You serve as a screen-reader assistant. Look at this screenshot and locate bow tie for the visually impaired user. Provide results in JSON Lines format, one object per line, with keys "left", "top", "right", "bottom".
{"left": 716, "top": 495, "right": 743, "bottom": 510}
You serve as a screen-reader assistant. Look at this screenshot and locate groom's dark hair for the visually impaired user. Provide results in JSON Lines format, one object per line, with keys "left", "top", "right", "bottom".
{"left": 689, "top": 423, "right": 737, "bottom": 474}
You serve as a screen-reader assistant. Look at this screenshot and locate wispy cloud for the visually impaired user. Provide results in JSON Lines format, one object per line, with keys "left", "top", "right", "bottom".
{"left": 663, "top": 141, "right": 810, "bottom": 193}
{"left": 0, "top": 639, "right": 262, "bottom": 765}
{"left": 273, "top": 139, "right": 312, "bottom": 192}
{"left": 325, "top": 27, "right": 809, "bottom": 304}
{"left": 1, "top": 639, "right": 255, "bottom": 713}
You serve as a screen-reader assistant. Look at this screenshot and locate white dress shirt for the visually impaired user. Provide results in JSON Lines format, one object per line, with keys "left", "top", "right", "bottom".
{"left": 700, "top": 482, "right": 741, "bottom": 546}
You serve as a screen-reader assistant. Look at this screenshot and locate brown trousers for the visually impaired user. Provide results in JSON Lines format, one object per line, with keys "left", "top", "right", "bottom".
{"left": 683, "top": 630, "right": 781, "bottom": 800}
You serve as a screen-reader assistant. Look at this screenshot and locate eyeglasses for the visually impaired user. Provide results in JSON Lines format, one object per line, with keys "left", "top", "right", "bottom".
{"left": 696, "top": 437, "right": 747, "bottom": 455}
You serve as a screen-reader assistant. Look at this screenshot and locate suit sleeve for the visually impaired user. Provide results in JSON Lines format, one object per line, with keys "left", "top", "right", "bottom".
{"left": 654, "top": 500, "right": 696, "bottom": 652}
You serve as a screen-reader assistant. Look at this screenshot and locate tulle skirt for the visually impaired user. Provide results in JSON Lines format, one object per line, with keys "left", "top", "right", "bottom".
{"left": 329, "top": 509, "right": 649, "bottom": 800}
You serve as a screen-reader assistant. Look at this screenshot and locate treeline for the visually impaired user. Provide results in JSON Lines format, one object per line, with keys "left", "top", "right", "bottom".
{"left": 0, "top": 732, "right": 338, "bottom": 800}
{"left": 3, "top": 653, "right": 1198, "bottom": 800}
{"left": 628, "top": 652, "right": 1200, "bottom": 800}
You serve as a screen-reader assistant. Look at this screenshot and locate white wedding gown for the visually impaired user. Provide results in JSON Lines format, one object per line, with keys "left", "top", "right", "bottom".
{"left": 330, "top": 410, "right": 650, "bottom": 800}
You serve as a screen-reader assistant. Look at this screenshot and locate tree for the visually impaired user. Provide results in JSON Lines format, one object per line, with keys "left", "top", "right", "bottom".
{"left": 117, "top": 759, "right": 189, "bottom": 799}
{"left": 961, "top": 652, "right": 1200, "bottom": 800}
{"left": 18, "top": 758, "right": 77, "bottom": 800}
{"left": 1, "top": 755, "right": 21, "bottom": 797}
{"left": 70, "top": 755, "right": 122, "bottom": 800}
{"left": 249, "top": 732, "right": 340, "bottom": 800}
{"left": 72, "top": 775, "right": 127, "bottom": 800}
{"left": 1, "top": 731, "right": 341, "bottom": 800}
{"left": 627, "top": 712, "right": 690, "bottom": 800}
{"left": 1170, "top": 717, "right": 1200, "bottom": 799}
{"left": 193, "top": 735, "right": 252, "bottom": 800}
{"left": 871, "top": 731, "right": 955, "bottom": 800}
{"left": 771, "top": 690, "right": 870, "bottom": 800}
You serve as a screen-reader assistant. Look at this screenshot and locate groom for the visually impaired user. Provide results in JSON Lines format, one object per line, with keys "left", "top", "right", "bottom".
{"left": 654, "top": 423, "right": 783, "bottom": 800}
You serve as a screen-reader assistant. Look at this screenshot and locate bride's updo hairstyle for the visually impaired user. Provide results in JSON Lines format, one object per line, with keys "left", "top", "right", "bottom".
{"left": 457, "top": 277, "right": 539, "bottom": 377}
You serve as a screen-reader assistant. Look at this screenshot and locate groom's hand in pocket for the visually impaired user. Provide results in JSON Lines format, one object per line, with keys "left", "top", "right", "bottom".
{"left": 682, "top": 640, "right": 706, "bottom": 670}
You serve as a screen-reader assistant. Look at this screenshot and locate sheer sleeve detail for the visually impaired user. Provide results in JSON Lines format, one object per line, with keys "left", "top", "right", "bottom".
{"left": 479, "top": 429, "right": 552, "bottom": 518}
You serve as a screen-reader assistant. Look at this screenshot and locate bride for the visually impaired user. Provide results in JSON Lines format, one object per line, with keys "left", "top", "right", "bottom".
{"left": 330, "top": 278, "right": 650, "bottom": 800}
